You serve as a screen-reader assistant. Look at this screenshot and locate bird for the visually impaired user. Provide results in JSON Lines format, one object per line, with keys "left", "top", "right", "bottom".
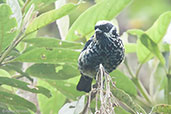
{"left": 76, "top": 20, "right": 125, "bottom": 93}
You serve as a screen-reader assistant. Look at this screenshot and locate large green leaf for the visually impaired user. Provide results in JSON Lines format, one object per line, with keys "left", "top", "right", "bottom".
{"left": 26, "top": 64, "right": 80, "bottom": 80}
{"left": 127, "top": 12, "right": 171, "bottom": 64}
{"left": 0, "top": 4, "right": 17, "bottom": 54}
{"left": 136, "top": 39, "right": 153, "bottom": 63}
{"left": 0, "top": 77, "right": 51, "bottom": 98}
{"left": 25, "top": 3, "right": 78, "bottom": 34}
{"left": 66, "top": 0, "right": 131, "bottom": 41}
{"left": 125, "top": 43, "right": 137, "bottom": 53}
{"left": 110, "top": 70, "right": 137, "bottom": 96}
{"left": 112, "top": 88, "right": 146, "bottom": 114}
{"left": 140, "top": 33, "right": 165, "bottom": 65}
{"left": 0, "top": 91, "right": 36, "bottom": 112}
{"left": 127, "top": 29, "right": 152, "bottom": 63}
{"left": 146, "top": 11, "right": 171, "bottom": 43}
{"left": 14, "top": 48, "right": 80, "bottom": 64}
{"left": 23, "top": 37, "right": 83, "bottom": 49}
{"left": 38, "top": 80, "right": 66, "bottom": 114}
{"left": 136, "top": 12, "right": 171, "bottom": 63}
{"left": 48, "top": 80, "right": 84, "bottom": 100}
{"left": 150, "top": 104, "right": 171, "bottom": 114}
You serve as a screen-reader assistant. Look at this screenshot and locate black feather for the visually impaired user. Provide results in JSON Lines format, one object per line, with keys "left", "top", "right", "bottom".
{"left": 76, "top": 75, "right": 93, "bottom": 93}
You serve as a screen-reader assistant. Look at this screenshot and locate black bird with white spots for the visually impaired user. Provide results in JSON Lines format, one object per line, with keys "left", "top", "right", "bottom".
{"left": 77, "top": 20, "right": 125, "bottom": 93}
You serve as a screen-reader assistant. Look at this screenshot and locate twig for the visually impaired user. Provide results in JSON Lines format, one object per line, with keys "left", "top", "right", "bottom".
{"left": 0, "top": 32, "right": 24, "bottom": 65}
{"left": 81, "top": 89, "right": 97, "bottom": 114}
{"left": 81, "top": 64, "right": 119, "bottom": 114}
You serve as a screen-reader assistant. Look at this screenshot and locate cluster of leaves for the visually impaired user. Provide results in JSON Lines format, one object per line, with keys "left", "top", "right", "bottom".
{"left": 0, "top": 0, "right": 171, "bottom": 114}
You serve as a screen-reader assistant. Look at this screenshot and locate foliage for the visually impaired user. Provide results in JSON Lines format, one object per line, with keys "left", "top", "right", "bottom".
{"left": 0, "top": 0, "right": 170, "bottom": 113}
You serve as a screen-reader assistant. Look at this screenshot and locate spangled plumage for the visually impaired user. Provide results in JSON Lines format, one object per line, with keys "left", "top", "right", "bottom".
{"left": 77, "top": 21, "right": 124, "bottom": 92}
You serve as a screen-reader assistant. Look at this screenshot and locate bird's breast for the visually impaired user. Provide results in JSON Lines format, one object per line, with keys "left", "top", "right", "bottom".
{"left": 78, "top": 38, "right": 124, "bottom": 77}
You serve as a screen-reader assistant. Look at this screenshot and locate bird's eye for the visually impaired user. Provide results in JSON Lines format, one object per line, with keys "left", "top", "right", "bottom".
{"left": 112, "top": 29, "right": 117, "bottom": 35}
{"left": 95, "top": 26, "right": 98, "bottom": 30}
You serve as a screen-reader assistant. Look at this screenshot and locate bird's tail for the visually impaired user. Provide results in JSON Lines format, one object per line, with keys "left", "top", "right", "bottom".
{"left": 76, "top": 75, "right": 93, "bottom": 93}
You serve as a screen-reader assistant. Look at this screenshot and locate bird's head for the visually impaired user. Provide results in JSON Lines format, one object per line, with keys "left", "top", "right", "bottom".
{"left": 94, "top": 20, "right": 118, "bottom": 40}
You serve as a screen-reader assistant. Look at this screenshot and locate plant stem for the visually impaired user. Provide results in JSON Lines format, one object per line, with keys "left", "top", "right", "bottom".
{"left": 167, "top": 74, "right": 171, "bottom": 104}
{"left": 135, "top": 53, "right": 151, "bottom": 78}
{"left": 132, "top": 77, "right": 152, "bottom": 105}
{"left": 22, "top": 0, "right": 31, "bottom": 14}
{"left": 124, "top": 58, "right": 135, "bottom": 78}
{"left": 0, "top": 30, "right": 28, "bottom": 65}
{"left": 0, "top": 31, "right": 23, "bottom": 65}
{"left": 124, "top": 58, "right": 152, "bottom": 104}
{"left": 135, "top": 63, "right": 143, "bottom": 77}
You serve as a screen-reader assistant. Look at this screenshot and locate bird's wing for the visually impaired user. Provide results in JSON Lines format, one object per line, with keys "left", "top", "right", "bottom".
{"left": 81, "top": 36, "right": 93, "bottom": 52}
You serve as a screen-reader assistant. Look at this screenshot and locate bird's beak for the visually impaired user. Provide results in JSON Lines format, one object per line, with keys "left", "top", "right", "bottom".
{"left": 95, "top": 28, "right": 102, "bottom": 34}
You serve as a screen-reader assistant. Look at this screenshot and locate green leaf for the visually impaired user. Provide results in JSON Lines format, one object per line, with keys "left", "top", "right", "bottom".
{"left": 3, "top": 63, "right": 33, "bottom": 82}
{"left": 114, "top": 106, "right": 131, "bottom": 114}
{"left": 125, "top": 43, "right": 137, "bottom": 53}
{"left": 146, "top": 11, "right": 171, "bottom": 43}
{"left": 25, "top": 0, "right": 57, "bottom": 12}
{"left": 9, "top": 106, "right": 31, "bottom": 114}
{"left": 66, "top": 0, "right": 131, "bottom": 41}
{"left": 0, "top": 77, "right": 51, "bottom": 98}
{"left": 127, "top": 29, "right": 144, "bottom": 37}
{"left": 26, "top": 64, "right": 80, "bottom": 80}
{"left": 127, "top": 29, "right": 152, "bottom": 63}
{"left": 6, "top": 0, "right": 22, "bottom": 28}
{"left": 0, "top": 91, "right": 37, "bottom": 112}
{"left": 0, "top": 69, "right": 10, "bottom": 77}
{"left": 0, "top": 4, "right": 17, "bottom": 54}
{"left": 112, "top": 88, "right": 146, "bottom": 114}
{"left": 136, "top": 39, "right": 153, "bottom": 63}
{"left": 23, "top": 37, "right": 83, "bottom": 49}
{"left": 160, "top": 43, "right": 170, "bottom": 52}
{"left": 14, "top": 48, "right": 80, "bottom": 64}
{"left": 150, "top": 104, "right": 171, "bottom": 114}
{"left": 110, "top": 70, "right": 137, "bottom": 96}
{"left": 38, "top": 80, "right": 66, "bottom": 114}
{"left": 135, "top": 11, "right": 171, "bottom": 63}
{"left": 48, "top": 80, "right": 84, "bottom": 100}
{"left": 140, "top": 33, "right": 165, "bottom": 65}
{"left": 25, "top": 3, "right": 78, "bottom": 34}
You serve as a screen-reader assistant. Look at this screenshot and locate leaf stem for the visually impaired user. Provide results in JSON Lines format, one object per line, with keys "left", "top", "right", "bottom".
{"left": 22, "top": 0, "right": 31, "bottom": 14}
